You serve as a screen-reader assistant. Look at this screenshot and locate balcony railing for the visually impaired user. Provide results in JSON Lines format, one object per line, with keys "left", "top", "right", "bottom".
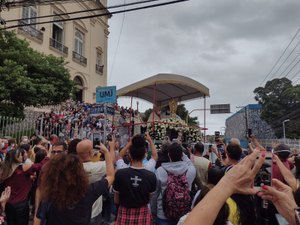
{"left": 18, "top": 20, "right": 43, "bottom": 41}
{"left": 49, "top": 38, "right": 68, "bottom": 56}
{"left": 95, "top": 64, "right": 104, "bottom": 74}
{"left": 72, "top": 51, "right": 87, "bottom": 66}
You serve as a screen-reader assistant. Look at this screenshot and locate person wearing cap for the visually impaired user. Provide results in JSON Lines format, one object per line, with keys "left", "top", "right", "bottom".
{"left": 272, "top": 144, "right": 293, "bottom": 183}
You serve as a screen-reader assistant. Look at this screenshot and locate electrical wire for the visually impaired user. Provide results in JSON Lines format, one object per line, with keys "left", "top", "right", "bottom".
{"left": 4, "top": 0, "right": 164, "bottom": 23}
{"left": 258, "top": 28, "right": 300, "bottom": 86}
{"left": 289, "top": 67, "right": 300, "bottom": 81}
{"left": 278, "top": 51, "right": 300, "bottom": 77}
{"left": 282, "top": 58, "right": 300, "bottom": 79}
{"left": 293, "top": 76, "right": 300, "bottom": 84}
{"left": 109, "top": 0, "right": 126, "bottom": 84}
{"left": 1, "top": 0, "right": 189, "bottom": 30}
{"left": 5, "top": 0, "right": 93, "bottom": 7}
{"left": 240, "top": 28, "right": 300, "bottom": 105}
{"left": 269, "top": 39, "right": 300, "bottom": 79}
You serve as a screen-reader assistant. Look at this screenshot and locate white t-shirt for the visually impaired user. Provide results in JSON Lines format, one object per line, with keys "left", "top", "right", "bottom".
{"left": 83, "top": 161, "right": 106, "bottom": 218}
{"left": 116, "top": 158, "right": 156, "bottom": 172}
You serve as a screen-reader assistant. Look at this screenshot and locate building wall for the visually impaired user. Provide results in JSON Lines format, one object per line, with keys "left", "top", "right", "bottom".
{"left": 1, "top": 0, "right": 109, "bottom": 103}
{"left": 225, "top": 104, "right": 276, "bottom": 142}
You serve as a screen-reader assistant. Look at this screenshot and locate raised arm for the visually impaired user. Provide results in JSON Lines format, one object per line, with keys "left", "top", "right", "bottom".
{"left": 249, "top": 135, "right": 265, "bottom": 151}
{"left": 145, "top": 132, "right": 158, "bottom": 161}
{"left": 184, "top": 150, "right": 265, "bottom": 225}
{"left": 99, "top": 143, "right": 114, "bottom": 187}
{"left": 117, "top": 139, "right": 131, "bottom": 159}
{"left": 108, "top": 137, "right": 116, "bottom": 163}
{"left": 273, "top": 154, "right": 298, "bottom": 192}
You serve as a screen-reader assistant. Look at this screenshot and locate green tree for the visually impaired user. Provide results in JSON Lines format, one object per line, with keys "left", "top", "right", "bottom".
{"left": 254, "top": 78, "right": 300, "bottom": 138}
{"left": 0, "top": 30, "right": 73, "bottom": 117}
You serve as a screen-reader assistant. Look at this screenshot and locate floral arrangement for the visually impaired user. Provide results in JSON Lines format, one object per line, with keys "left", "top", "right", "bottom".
{"left": 147, "top": 117, "right": 201, "bottom": 143}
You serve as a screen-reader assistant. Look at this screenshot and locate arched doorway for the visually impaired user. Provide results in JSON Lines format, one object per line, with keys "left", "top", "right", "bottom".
{"left": 73, "top": 76, "right": 84, "bottom": 102}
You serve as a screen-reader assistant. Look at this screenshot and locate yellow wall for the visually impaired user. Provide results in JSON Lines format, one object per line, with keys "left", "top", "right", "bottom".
{"left": 1, "top": 0, "right": 109, "bottom": 103}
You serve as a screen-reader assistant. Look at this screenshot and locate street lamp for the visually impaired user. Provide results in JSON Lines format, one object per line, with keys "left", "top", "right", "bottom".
{"left": 283, "top": 119, "right": 290, "bottom": 143}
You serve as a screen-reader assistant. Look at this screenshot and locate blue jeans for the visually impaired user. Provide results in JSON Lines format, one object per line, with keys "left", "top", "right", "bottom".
{"left": 156, "top": 218, "right": 178, "bottom": 225}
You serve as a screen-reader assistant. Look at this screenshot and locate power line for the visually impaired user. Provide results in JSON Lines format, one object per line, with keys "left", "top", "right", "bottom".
{"left": 241, "top": 28, "right": 300, "bottom": 105}
{"left": 1, "top": 0, "right": 189, "bottom": 30}
{"left": 5, "top": 0, "right": 93, "bottom": 7}
{"left": 109, "top": 0, "right": 126, "bottom": 84}
{"left": 289, "top": 67, "right": 300, "bottom": 81}
{"left": 269, "top": 38, "right": 300, "bottom": 79}
{"left": 293, "top": 76, "right": 300, "bottom": 85}
{"left": 4, "top": 0, "right": 163, "bottom": 23}
{"left": 284, "top": 59, "right": 300, "bottom": 79}
{"left": 278, "top": 51, "right": 300, "bottom": 77}
{"left": 258, "top": 28, "right": 300, "bottom": 87}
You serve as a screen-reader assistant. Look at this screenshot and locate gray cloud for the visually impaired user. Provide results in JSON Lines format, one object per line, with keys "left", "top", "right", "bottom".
{"left": 108, "top": 0, "right": 300, "bottom": 134}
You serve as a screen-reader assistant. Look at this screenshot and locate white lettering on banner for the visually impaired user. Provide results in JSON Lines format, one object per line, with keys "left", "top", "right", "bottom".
{"left": 96, "top": 86, "right": 116, "bottom": 103}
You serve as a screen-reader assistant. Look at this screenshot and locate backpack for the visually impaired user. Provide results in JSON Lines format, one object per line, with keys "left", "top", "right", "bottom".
{"left": 162, "top": 169, "right": 191, "bottom": 220}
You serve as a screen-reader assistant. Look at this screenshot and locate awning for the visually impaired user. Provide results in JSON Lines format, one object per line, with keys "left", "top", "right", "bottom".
{"left": 117, "top": 73, "right": 210, "bottom": 106}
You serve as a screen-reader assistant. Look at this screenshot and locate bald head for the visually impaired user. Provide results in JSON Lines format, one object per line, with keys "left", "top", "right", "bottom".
{"left": 230, "top": 138, "right": 240, "bottom": 146}
{"left": 76, "top": 140, "right": 93, "bottom": 161}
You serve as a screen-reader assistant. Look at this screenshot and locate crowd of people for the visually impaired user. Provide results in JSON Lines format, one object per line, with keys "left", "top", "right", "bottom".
{"left": 0, "top": 127, "right": 299, "bottom": 225}
{"left": 35, "top": 100, "right": 142, "bottom": 142}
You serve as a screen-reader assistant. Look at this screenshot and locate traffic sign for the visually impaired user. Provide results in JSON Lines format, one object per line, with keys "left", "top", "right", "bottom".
{"left": 210, "top": 104, "right": 230, "bottom": 114}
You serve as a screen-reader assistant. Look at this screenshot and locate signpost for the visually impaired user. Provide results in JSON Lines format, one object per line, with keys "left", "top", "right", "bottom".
{"left": 96, "top": 86, "right": 117, "bottom": 104}
{"left": 95, "top": 86, "right": 117, "bottom": 143}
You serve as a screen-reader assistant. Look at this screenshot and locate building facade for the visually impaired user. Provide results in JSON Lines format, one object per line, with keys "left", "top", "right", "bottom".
{"left": 225, "top": 104, "right": 276, "bottom": 143}
{"left": 1, "top": 0, "right": 110, "bottom": 103}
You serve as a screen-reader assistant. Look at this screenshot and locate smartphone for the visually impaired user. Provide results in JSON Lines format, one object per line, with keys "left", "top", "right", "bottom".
{"left": 247, "top": 128, "right": 252, "bottom": 138}
{"left": 92, "top": 133, "right": 101, "bottom": 149}
{"left": 106, "top": 134, "right": 112, "bottom": 142}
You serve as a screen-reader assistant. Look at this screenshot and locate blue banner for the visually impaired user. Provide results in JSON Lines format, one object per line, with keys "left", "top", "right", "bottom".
{"left": 89, "top": 105, "right": 115, "bottom": 115}
{"left": 96, "top": 86, "right": 117, "bottom": 103}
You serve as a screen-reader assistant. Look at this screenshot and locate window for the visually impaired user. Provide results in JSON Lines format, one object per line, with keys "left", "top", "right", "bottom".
{"left": 74, "top": 30, "right": 84, "bottom": 55}
{"left": 22, "top": 5, "right": 37, "bottom": 27}
{"left": 95, "top": 50, "right": 104, "bottom": 74}
{"left": 96, "top": 51, "right": 102, "bottom": 65}
{"left": 52, "top": 16, "right": 64, "bottom": 43}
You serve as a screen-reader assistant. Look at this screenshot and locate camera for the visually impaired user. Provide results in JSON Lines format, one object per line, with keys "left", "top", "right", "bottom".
{"left": 92, "top": 133, "right": 101, "bottom": 149}
{"left": 247, "top": 128, "right": 252, "bottom": 138}
{"left": 106, "top": 134, "right": 112, "bottom": 142}
{"left": 254, "top": 151, "right": 272, "bottom": 187}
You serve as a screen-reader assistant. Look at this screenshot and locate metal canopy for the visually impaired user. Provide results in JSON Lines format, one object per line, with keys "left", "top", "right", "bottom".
{"left": 117, "top": 73, "right": 210, "bottom": 106}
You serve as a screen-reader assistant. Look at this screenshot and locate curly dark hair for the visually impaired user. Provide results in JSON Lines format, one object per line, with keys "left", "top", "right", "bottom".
{"left": 40, "top": 154, "right": 89, "bottom": 209}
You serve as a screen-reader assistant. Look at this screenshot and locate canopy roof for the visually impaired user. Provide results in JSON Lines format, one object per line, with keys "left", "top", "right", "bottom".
{"left": 117, "top": 73, "right": 210, "bottom": 106}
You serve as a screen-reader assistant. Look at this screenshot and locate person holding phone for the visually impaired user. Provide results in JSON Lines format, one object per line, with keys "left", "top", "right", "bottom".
{"left": 118, "top": 110, "right": 131, "bottom": 149}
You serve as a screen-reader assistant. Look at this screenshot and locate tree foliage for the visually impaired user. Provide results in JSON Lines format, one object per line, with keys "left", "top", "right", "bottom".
{"left": 254, "top": 78, "right": 300, "bottom": 138}
{"left": 0, "top": 30, "right": 73, "bottom": 117}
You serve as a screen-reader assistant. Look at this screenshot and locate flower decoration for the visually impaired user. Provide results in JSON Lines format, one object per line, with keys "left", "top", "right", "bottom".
{"left": 147, "top": 117, "right": 201, "bottom": 144}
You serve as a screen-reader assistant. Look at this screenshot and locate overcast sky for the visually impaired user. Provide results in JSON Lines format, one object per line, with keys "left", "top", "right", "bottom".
{"left": 107, "top": 0, "right": 300, "bottom": 135}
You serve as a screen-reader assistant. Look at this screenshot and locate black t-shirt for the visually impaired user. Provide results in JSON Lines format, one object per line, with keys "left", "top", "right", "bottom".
{"left": 113, "top": 167, "right": 156, "bottom": 208}
{"left": 38, "top": 179, "right": 108, "bottom": 225}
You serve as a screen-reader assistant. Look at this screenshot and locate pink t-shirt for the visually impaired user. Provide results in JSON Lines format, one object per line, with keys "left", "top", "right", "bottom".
{"left": 272, "top": 160, "right": 291, "bottom": 183}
